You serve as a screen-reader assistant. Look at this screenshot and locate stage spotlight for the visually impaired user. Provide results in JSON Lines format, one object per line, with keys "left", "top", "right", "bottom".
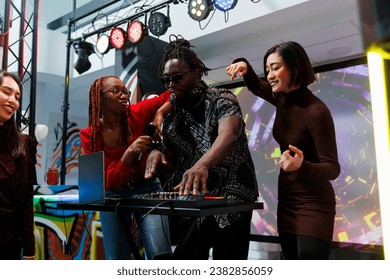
{"left": 188, "top": 0, "right": 214, "bottom": 21}
{"left": 96, "top": 34, "right": 111, "bottom": 55}
{"left": 73, "top": 40, "right": 95, "bottom": 74}
{"left": 127, "top": 20, "right": 148, "bottom": 43}
{"left": 148, "top": 12, "right": 171, "bottom": 37}
{"left": 213, "top": 0, "right": 238, "bottom": 11}
{"left": 110, "top": 27, "right": 126, "bottom": 49}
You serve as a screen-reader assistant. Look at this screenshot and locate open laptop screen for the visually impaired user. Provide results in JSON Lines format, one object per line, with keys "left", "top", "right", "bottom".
{"left": 78, "top": 151, "right": 105, "bottom": 203}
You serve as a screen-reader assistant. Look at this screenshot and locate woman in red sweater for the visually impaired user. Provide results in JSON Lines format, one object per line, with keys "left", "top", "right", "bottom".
{"left": 80, "top": 75, "right": 171, "bottom": 259}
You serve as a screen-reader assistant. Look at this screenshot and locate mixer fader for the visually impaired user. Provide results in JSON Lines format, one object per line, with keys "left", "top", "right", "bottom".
{"left": 111, "top": 192, "right": 228, "bottom": 208}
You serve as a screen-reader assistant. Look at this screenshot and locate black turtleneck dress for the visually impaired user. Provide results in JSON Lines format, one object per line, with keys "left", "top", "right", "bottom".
{"left": 0, "top": 127, "right": 37, "bottom": 258}
{"left": 240, "top": 60, "right": 340, "bottom": 243}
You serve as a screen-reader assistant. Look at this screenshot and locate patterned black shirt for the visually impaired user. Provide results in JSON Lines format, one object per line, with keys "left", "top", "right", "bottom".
{"left": 162, "top": 81, "right": 259, "bottom": 228}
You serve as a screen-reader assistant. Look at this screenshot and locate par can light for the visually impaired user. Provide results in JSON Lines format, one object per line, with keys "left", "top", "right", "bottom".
{"left": 213, "top": 0, "right": 238, "bottom": 11}
{"left": 96, "top": 34, "right": 111, "bottom": 54}
{"left": 110, "top": 27, "right": 126, "bottom": 49}
{"left": 148, "top": 12, "right": 171, "bottom": 37}
{"left": 127, "top": 21, "right": 147, "bottom": 43}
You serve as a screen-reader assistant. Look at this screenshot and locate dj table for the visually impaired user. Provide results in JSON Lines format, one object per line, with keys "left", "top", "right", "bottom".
{"left": 57, "top": 201, "right": 263, "bottom": 260}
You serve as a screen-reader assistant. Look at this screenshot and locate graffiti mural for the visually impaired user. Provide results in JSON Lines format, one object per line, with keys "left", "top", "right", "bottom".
{"left": 33, "top": 185, "right": 105, "bottom": 260}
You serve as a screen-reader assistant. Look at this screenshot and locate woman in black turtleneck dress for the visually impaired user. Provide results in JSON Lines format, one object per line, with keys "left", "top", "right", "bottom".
{"left": 0, "top": 70, "right": 37, "bottom": 260}
{"left": 227, "top": 41, "right": 340, "bottom": 260}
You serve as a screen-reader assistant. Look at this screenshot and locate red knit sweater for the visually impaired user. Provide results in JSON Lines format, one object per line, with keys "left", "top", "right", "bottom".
{"left": 80, "top": 91, "right": 170, "bottom": 190}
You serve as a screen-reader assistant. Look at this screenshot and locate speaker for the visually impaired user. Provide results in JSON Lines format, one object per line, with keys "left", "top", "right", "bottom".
{"left": 358, "top": 0, "right": 390, "bottom": 48}
{"left": 115, "top": 37, "right": 167, "bottom": 100}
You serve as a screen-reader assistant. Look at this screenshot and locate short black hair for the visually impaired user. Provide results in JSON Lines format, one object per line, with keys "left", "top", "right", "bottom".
{"left": 263, "top": 41, "right": 315, "bottom": 88}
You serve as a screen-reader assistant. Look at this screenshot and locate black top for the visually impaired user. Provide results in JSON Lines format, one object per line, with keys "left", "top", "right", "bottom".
{"left": 240, "top": 58, "right": 340, "bottom": 242}
{"left": 0, "top": 128, "right": 37, "bottom": 257}
{"left": 163, "top": 81, "right": 259, "bottom": 228}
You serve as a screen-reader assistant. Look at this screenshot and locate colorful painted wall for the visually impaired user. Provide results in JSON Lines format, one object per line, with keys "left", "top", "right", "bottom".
{"left": 33, "top": 185, "right": 105, "bottom": 260}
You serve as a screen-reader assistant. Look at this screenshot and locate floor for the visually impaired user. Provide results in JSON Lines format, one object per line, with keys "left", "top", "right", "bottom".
{"left": 248, "top": 241, "right": 282, "bottom": 260}
{"left": 206, "top": 241, "right": 384, "bottom": 260}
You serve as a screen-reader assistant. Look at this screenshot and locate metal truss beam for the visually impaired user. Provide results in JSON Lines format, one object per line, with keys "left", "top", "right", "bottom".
{"left": 1, "top": 0, "right": 39, "bottom": 138}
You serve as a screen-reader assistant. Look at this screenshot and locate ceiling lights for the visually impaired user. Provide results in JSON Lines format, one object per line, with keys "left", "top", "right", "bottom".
{"left": 109, "top": 27, "right": 126, "bottom": 49}
{"left": 213, "top": 0, "right": 238, "bottom": 11}
{"left": 148, "top": 11, "right": 171, "bottom": 37}
{"left": 99, "top": 20, "right": 148, "bottom": 53}
{"left": 73, "top": 40, "right": 95, "bottom": 74}
{"left": 95, "top": 34, "right": 111, "bottom": 55}
{"left": 127, "top": 20, "right": 147, "bottom": 43}
{"left": 80, "top": 0, "right": 245, "bottom": 60}
{"left": 188, "top": 0, "right": 214, "bottom": 21}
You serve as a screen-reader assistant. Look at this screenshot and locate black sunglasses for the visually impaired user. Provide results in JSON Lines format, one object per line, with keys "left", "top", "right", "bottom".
{"left": 160, "top": 71, "right": 193, "bottom": 86}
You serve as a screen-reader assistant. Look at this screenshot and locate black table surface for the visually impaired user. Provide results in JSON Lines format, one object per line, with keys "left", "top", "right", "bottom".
{"left": 56, "top": 201, "right": 264, "bottom": 217}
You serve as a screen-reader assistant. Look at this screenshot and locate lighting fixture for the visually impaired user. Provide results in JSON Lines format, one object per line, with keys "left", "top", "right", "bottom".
{"left": 127, "top": 20, "right": 147, "bottom": 43}
{"left": 95, "top": 34, "right": 111, "bottom": 55}
{"left": 72, "top": 40, "right": 95, "bottom": 74}
{"left": 367, "top": 44, "right": 390, "bottom": 260}
{"left": 188, "top": 0, "right": 214, "bottom": 21}
{"left": 213, "top": 0, "right": 238, "bottom": 11}
{"left": 109, "top": 27, "right": 126, "bottom": 49}
{"left": 148, "top": 12, "right": 171, "bottom": 37}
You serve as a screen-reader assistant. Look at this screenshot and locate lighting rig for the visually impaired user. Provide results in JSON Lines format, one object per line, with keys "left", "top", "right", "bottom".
{"left": 71, "top": 0, "right": 244, "bottom": 74}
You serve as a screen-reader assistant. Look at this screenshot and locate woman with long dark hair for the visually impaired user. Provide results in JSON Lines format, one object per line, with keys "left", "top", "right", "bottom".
{"left": 0, "top": 70, "right": 37, "bottom": 260}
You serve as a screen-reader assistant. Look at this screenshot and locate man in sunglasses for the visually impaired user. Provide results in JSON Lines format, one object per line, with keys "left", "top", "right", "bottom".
{"left": 145, "top": 36, "right": 259, "bottom": 260}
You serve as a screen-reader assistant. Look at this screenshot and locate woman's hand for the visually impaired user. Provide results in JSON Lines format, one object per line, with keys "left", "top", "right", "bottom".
{"left": 226, "top": 61, "right": 248, "bottom": 81}
{"left": 152, "top": 112, "right": 164, "bottom": 138}
{"left": 144, "top": 149, "right": 167, "bottom": 179}
{"left": 121, "top": 136, "right": 153, "bottom": 165}
{"left": 278, "top": 145, "right": 304, "bottom": 172}
{"left": 152, "top": 102, "right": 174, "bottom": 137}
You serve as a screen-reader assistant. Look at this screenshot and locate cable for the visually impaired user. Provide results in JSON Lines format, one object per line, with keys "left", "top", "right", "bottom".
{"left": 91, "top": 13, "right": 108, "bottom": 31}
{"left": 132, "top": 200, "right": 174, "bottom": 257}
{"left": 60, "top": 207, "right": 75, "bottom": 259}
{"left": 160, "top": 213, "right": 173, "bottom": 255}
{"left": 224, "top": 10, "right": 230, "bottom": 23}
{"left": 132, "top": 200, "right": 170, "bottom": 234}
{"left": 81, "top": 209, "right": 93, "bottom": 260}
{"left": 198, "top": 8, "right": 216, "bottom": 30}
{"left": 110, "top": 181, "right": 172, "bottom": 259}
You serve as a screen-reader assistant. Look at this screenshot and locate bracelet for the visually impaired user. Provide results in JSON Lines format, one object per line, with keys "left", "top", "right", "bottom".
{"left": 152, "top": 141, "right": 164, "bottom": 152}
{"left": 23, "top": 255, "right": 35, "bottom": 260}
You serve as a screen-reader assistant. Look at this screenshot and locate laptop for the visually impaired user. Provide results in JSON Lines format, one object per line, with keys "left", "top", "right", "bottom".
{"left": 78, "top": 151, "right": 227, "bottom": 208}
{"left": 78, "top": 151, "right": 106, "bottom": 203}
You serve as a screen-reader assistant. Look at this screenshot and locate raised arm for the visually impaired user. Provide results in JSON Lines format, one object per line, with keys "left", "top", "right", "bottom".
{"left": 227, "top": 58, "right": 275, "bottom": 104}
{"left": 152, "top": 101, "right": 173, "bottom": 134}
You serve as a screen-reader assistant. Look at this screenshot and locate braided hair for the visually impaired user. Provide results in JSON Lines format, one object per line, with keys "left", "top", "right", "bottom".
{"left": 158, "top": 35, "right": 208, "bottom": 77}
{"left": 87, "top": 75, "right": 130, "bottom": 153}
